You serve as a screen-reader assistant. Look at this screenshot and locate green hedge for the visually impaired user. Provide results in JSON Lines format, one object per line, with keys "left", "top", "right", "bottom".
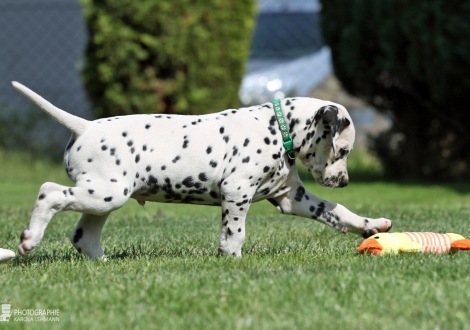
{"left": 322, "top": 0, "right": 470, "bottom": 180}
{"left": 81, "top": 0, "right": 256, "bottom": 117}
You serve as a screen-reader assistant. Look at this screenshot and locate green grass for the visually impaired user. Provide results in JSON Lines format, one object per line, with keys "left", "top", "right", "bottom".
{"left": 1, "top": 149, "right": 470, "bottom": 329}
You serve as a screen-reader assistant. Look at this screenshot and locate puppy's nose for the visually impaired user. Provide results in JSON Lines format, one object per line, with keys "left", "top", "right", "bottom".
{"left": 338, "top": 178, "right": 349, "bottom": 188}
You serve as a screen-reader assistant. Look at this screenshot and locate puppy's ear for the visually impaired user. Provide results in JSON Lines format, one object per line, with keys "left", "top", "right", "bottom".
{"left": 315, "top": 105, "right": 351, "bottom": 155}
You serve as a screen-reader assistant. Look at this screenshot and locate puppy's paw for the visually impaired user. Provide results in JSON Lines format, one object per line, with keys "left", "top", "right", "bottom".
{"left": 361, "top": 218, "right": 393, "bottom": 238}
{"left": 18, "top": 229, "right": 37, "bottom": 256}
{"left": 218, "top": 245, "right": 242, "bottom": 257}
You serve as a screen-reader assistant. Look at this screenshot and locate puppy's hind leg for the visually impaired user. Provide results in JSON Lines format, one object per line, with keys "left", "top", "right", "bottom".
{"left": 71, "top": 213, "right": 110, "bottom": 259}
{"left": 19, "top": 181, "right": 127, "bottom": 256}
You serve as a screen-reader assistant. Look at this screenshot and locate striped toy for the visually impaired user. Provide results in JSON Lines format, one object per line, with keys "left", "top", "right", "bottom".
{"left": 357, "top": 232, "right": 470, "bottom": 255}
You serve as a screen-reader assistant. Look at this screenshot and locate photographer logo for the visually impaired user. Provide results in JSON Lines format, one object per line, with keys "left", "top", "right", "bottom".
{"left": 0, "top": 301, "right": 59, "bottom": 323}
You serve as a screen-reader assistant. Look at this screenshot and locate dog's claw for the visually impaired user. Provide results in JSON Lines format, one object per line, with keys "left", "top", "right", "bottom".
{"left": 18, "top": 229, "right": 37, "bottom": 256}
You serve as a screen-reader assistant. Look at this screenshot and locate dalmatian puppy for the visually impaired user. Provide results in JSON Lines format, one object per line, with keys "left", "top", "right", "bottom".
{"left": 12, "top": 81, "right": 392, "bottom": 259}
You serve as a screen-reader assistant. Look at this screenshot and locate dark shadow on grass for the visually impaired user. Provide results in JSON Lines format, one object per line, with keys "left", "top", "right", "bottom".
{"left": 9, "top": 249, "right": 85, "bottom": 265}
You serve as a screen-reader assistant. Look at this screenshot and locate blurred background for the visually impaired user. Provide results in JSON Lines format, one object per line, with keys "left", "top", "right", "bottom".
{"left": 0, "top": 0, "right": 469, "bottom": 181}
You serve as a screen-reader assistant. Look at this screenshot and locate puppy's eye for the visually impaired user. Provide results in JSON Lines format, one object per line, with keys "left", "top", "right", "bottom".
{"left": 374, "top": 236, "right": 380, "bottom": 239}
{"left": 335, "top": 148, "right": 349, "bottom": 161}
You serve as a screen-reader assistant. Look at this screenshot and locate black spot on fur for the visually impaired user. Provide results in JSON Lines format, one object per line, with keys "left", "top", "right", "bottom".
{"left": 269, "top": 116, "right": 276, "bottom": 126}
{"left": 104, "top": 197, "right": 113, "bottom": 202}
{"left": 127, "top": 140, "right": 133, "bottom": 147}
{"left": 38, "top": 193, "right": 46, "bottom": 200}
{"left": 315, "top": 202, "right": 326, "bottom": 218}
{"left": 145, "top": 124, "right": 151, "bottom": 129}
{"left": 223, "top": 135, "right": 230, "bottom": 143}
{"left": 124, "top": 188, "right": 128, "bottom": 196}
{"left": 198, "top": 173, "right": 208, "bottom": 181}
{"left": 210, "top": 160, "right": 218, "bottom": 168}
{"left": 243, "top": 138, "right": 250, "bottom": 147}
{"left": 88, "top": 189, "right": 94, "bottom": 194}
{"left": 172, "top": 156, "right": 181, "bottom": 163}
{"left": 220, "top": 127, "right": 225, "bottom": 134}
{"left": 242, "top": 156, "right": 250, "bottom": 163}
{"left": 122, "top": 132, "right": 128, "bottom": 137}
{"left": 146, "top": 165, "right": 151, "bottom": 172}
{"left": 182, "top": 176, "right": 195, "bottom": 188}
{"left": 73, "top": 228, "right": 83, "bottom": 243}
{"left": 101, "top": 145, "right": 108, "bottom": 151}
{"left": 206, "top": 146, "right": 212, "bottom": 154}
{"left": 264, "top": 137, "right": 270, "bottom": 145}
{"left": 294, "top": 186, "right": 305, "bottom": 202}
{"left": 135, "top": 154, "right": 140, "bottom": 163}
{"left": 263, "top": 166, "right": 270, "bottom": 173}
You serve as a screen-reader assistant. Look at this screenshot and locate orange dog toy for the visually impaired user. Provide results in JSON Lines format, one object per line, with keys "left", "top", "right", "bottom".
{"left": 357, "top": 232, "right": 470, "bottom": 255}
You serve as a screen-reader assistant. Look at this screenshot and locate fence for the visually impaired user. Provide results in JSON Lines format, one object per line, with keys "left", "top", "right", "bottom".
{"left": 0, "top": 0, "right": 91, "bottom": 156}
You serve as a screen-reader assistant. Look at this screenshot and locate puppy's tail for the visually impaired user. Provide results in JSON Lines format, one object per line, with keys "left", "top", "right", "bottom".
{"left": 11, "top": 81, "right": 90, "bottom": 136}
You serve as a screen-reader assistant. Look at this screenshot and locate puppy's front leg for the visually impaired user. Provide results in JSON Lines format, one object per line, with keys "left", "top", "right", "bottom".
{"left": 218, "top": 184, "right": 255, "bottom": 257}
{"left": 269, "top": 182, "right": 392, "bottom": 237}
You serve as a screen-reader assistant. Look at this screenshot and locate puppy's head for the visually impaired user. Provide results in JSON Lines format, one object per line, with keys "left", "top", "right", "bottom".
{"left": 299, "top": 103, "right": 355, "bottom": 188}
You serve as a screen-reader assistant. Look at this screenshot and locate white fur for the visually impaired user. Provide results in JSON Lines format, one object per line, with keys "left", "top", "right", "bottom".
{"left": 11, "top": 82, "right": 392, "bottom": 259}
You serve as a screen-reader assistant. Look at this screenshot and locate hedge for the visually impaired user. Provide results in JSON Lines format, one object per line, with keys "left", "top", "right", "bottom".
{"left": 322, "top": 0, "right": 470, "bottom": 180}
{"left": 81, "top": 0, "right": 256, "bottom": 117}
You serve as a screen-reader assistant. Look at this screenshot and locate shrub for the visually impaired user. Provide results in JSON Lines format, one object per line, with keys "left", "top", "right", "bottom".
{"left": 322, "top": 0, "right": 470, "bottom": 180}
{"left": 81, "top": 0, "right": 256, "bottom": 117}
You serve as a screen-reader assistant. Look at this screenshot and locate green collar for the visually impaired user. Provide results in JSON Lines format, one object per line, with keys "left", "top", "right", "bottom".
{"left": 272, "top": 99, "right": 295, "bottom": 159}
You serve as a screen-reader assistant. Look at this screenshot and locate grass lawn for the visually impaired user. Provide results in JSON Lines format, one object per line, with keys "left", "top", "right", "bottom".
{"left": 1, "top": 149, "right": 470, "bottom": 329}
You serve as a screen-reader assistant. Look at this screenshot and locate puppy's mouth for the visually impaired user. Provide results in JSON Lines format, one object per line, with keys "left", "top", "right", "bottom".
{"left": 314, "top": 174, "right": 349, "bottom": 188}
